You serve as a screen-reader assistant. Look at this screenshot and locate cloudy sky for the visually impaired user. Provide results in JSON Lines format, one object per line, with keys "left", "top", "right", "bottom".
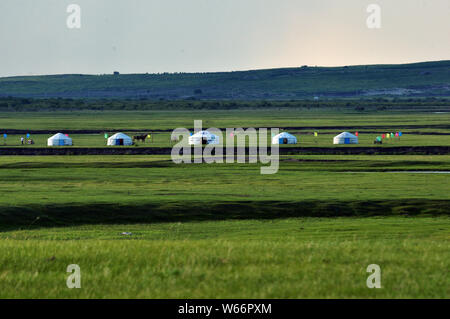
{"left": 0, "top": 0, "right": 448, "bottom": 77}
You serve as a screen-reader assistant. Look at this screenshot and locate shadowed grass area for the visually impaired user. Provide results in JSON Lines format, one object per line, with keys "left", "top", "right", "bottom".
{"left": 1, "top": 199, "right": 449, "bottom": 231}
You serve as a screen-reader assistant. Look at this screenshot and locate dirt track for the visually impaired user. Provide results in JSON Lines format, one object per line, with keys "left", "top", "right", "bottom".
{"left": 0, "top": 146, "right": 449, "bottom": 156}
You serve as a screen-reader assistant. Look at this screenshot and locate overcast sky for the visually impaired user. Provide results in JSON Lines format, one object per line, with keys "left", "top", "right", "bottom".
{"left": 0, "top": 0, "right": 448, "bottom": 77}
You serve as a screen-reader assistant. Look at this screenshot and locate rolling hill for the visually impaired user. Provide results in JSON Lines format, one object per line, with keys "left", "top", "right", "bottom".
{"left": 0, "top": 60, "right": 448, "bottom": 100}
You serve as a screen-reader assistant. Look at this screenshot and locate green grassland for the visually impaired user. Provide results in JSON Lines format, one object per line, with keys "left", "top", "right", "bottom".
{"left": 1, "top": 132, "right": 449, "bottom": 148}
{"left": 1, "top": 110, "right": 449, "bottom": 131}
{"left": 0, "top": 155, "right": 448, "bottom": 227}
{"left": 0, "top": 154, "right": 449, "bottom": 298}
{"left": 0, "top": 217, "right": 449, "bottom": 298}
{"left": 0, "top": 108, "right": 449, "bottom": 298}
{"left": 1, "top": 110, "right": 449, "bottom": 149}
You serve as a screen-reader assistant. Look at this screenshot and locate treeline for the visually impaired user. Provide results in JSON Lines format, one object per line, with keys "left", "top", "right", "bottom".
{"left": 0, "top": 96, "right": 448, "bottom": 111}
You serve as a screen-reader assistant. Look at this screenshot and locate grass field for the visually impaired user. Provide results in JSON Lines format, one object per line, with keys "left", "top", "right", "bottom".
{"left": 1, "top": 132, "right": 449, "bottom": 148}
{"left": 1, "top": 110, "right": 450, "bottom": 131}
{"left": 0, "top": 154, "right": 448, "bottom": 298}
{"left": 0, "top": 109, "right": 449, "bottom": 298}
{"left": 0, "top": 217, "right": 448, "bottom": 298}
{"left": 1, "top": 110, "right": 449, "bottom": 148}
{"left": 0, "top": 155, "right": 449, "bottom": 222}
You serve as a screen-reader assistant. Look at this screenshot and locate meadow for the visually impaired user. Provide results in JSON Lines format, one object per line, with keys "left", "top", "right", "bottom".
{"left": 0, "top": 217, "right": 448, "bottom": 298}
{"left": 0, "top": 108, "right": 449, "bottom": 298}
{"left": 1, "top": 110, "right": 449, "bottom": 148}
{"left": 1, "top": 109, "right": 449, "bottom": 131}
{"left": 0, "top": 154, "right": 449, "bottom": 298}
{"left": 0, "top": 155, "right": 449, "bottom": 225}
{"left": 1, "top": 132, "right": 450, "bottom": 148}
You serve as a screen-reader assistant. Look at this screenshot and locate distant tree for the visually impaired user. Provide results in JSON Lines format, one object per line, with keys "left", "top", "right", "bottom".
{"left": 194, "top": 89, "right": 203, "bottom": 95}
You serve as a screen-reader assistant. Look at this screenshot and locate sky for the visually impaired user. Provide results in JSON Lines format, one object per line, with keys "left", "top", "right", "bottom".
{"left": 0, "top": 0, "right": 449, "bottom": 77}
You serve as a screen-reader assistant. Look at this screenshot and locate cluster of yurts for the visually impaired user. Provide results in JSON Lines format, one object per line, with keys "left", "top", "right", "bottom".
{"left": 185, "top": 131, "right": 358, "bottom": 145}
{"left": 47, "top": 132, "right": 135, "bottom": 146}
{"left": 47, "top": 131, "right": 358, "bottom": 146}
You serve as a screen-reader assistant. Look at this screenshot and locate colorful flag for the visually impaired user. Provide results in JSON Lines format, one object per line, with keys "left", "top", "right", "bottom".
{"left": 26, "top": 133, "right": 30, "bottom": 138}
{"left": 395, "top": 132, "right": 399, "bottom": 137}
{"left": 65, "top": 134, "right": 69, "bottom": 137}
{"left": 382, "top": 134, "right": 385, "bottom": 139}
{"left": 147, "top": 134, "right": 151, "bottom": 138}
{"left": 355, "top": 132, "right": 359, "bottom": 137}
{"left": 391, "top": 133, "right": 394, "bottom": 138}
{"left": 3, "top": 133, "right": 6, "bottom": 139}
{"left": 104, "top": 133, "right": 108, "bottom": 139}
{"left": 314, "top": 132, "right": 318, "bottom": 137}
{"left": 230, "top": 133, "right": 234, "bottom": 137}
{"left": 386, "top": 133, "right": 390, "bottom": 139}
{"left": 399, "top": 132, "right": 403, "bottom": 137}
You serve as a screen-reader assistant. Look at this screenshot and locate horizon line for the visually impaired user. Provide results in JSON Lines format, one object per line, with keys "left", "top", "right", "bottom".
{"left": 1, "top": 59, "right": 448, "bottom": 79}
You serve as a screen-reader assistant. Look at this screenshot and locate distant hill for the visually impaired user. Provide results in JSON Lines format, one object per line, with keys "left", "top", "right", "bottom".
{"left": 0, "top": 61, "right": 448, "bottom": 99}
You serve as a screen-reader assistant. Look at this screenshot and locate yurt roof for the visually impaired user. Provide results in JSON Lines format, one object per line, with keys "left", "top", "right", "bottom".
{"left": 273, "top": 132, "right": 296, "bottom": 139}
{"left": 109, "top": 132, "right": 131, "bottom": 139}
{"left": 49, "top": 133, "right": 71, "bottom": 140}
{"left": 334, "top": 132, "right": 357, "bottom": 138}
{"left": 191, "top": 130, "right": 218, "bottom": 137}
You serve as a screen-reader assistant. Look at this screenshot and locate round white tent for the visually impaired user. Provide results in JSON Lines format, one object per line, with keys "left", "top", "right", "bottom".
{"left": 188, "top": 131, "right": 220, "bottom": 145}
{"left": 272, "top": 132, "right": 297, "bottom": 144}
{"left": 333, "top": 132, "right": 358, "bottom": 145}
{"left": 107, "top": 133, "right": 133, "bottom": 146}
{"left": 47, "top": 133, "right": 72, "bottom": 146}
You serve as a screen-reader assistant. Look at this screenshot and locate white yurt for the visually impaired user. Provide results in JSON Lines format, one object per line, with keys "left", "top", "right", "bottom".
{"left": 188, "top": 131, "right": 220, "bottom": 145}
{"left": 272, "top": 132, "right": 297, "bottom": 144}
{"left": 107, "top": 133, "right": 133, "bottom": 146}
{"left": 333, "top": 132, "right": 358, "bottom": 145}
{"left": 47, "top": 133, "right": 72, "bottom": 146}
